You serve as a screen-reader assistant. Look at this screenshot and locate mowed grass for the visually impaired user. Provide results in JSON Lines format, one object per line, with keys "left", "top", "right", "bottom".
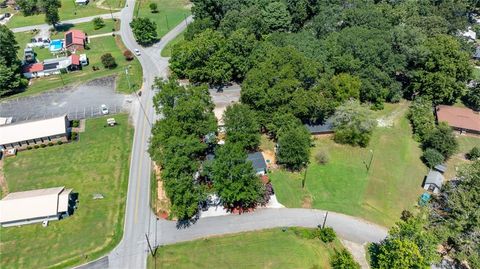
{"left": 160, "top": 29, "right": 184, "bottom": 57}
{"left": 7, "top": 34, "right": 142, "bottom": 100}
{"left": 443, "top": 136, "right": 480, "bottom": 179}
{"left": 270, "top": 102, "right": 427, "bottom": 227}
{"left": 50, "top": 19, "right": 119, "bottom": 39}
{"left": 0, "top": 115, "right": 133, "bottom": 269}
{"left": 148, "top": 228, "right": 343, "bottom": 269}
{"left": 7, "top": 0, "right": 125, "bottom": 28}
{"left": 134, "top": 0, "right": 190, "bottom": 38}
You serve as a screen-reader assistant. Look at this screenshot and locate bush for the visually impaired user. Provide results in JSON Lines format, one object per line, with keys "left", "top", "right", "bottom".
{"left": 332, "top": 101, "right": 376, "bottom": 147}
{"left": 101, "top": 53, "right": 117, "bottom": 69}
{"left": 408, "top": 98, "right": 435, "bottom": 142}
{"left": 48, "top": 142, "right": 54, "bottom": 146}
{"left": 34, "top": 145, "right": 40, "bottom": 149}
{"left": 467, "top": 146, "right": 480, "bottom": 160}
{"left": 315, "top": 151, "right": 329, "bottom": 165}
{"left": 123, "top": 50, "right": 134, "bottom": 61}
{"left": 71, "top": 132, "right": 78, "bottom": 141}
{"left": 93, "top": 17, "right": 105, "bottom": 30}
{"left": 40, "top": 144, "right": 47, "bottom": 148}
{"left": 331, "top": 249, "right": 361, "bottom": 269}
{"left": 318, "top": 227, "right": 336, "bottom": 243}
{"left": 422, "top": 148, "right": 445, "bottom": 168}
{"left": 130, "top": 17, "right": 158, "bottom": 45}
{"left": 422, "top": 123, "right": 458, "bottom": 159}
{"left": 71, "top": 119, "right": 80, "bottom": 128}
{"left": 26, "top": 146, "right": 32, "bottom": 150}
{"left": 149, "top": 2, "right": 158, "bottom": 13}
{"left": 57, "top": 141, "right": 63, "bottom": 145}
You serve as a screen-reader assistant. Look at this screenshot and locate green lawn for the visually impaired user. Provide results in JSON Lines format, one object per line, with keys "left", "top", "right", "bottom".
{"left": 0, "top": 115, "right": 133, "bottom": 269}
{"left": 7, "top": 0, "right": 125, "bottom": 28}
{"left": 148, "top": 228, "right": 343, "bottom": 269}
{"left": 134, "top": 0, "right": 190, "bottom": 38}
{"left": 50, "top": 19, "right": 119, "bottom": 39}
{"left": 7, "top": 34, "right": 142, "bottom": 100}
{"left": 160, "top": 30, "right": 184, "bottom": 57}
{"left": 270, "top": 102, "right": 427, "bottom": 227}
{"left": 444, "top": 136, "right": 480, "bottom": 179}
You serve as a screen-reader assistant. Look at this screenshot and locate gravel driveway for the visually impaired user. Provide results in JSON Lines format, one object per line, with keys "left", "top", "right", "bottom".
{"left": 0, "top": 77, "right": 134, "bottom": 123}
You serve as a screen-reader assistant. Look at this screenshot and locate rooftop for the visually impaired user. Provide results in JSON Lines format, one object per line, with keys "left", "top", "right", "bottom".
{"left": 425, "top": 170, "right": 444, "bottom": 188}
{"left": 22, "top": 62, "right": 44, "bottom": 73}
{"left": 247, "top": 152, "right": 267, "bottom": 173}
{"left": 65, "top": 29, "right": 86, "bottom": 47}
{"left": 0, "top": 115, "right": 68, "bottom": 146}
{"left": 436, "top": 105, "right": 480, "bottom": 132}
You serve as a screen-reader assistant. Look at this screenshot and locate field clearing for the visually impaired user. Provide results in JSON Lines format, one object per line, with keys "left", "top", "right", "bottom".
{"left": 148, "top": 228, "right": 343, "bottom": 269}
{"left": 270, "top": 102, "right": 427, "bottom": 227}
{"left": 0, "top": 115, "right": 133, "bottom": 269}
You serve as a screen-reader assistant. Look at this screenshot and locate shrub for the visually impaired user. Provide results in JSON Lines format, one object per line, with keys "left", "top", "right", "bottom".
{"left": 149, "top": 2, "right": 158, "bottom": 13}
{"left": 332, "top": 101, "right": 376, "bottom": 147}
{"left": 422, "top": 148, "right": 445, "bottom": 168}
{"left": 123, "top": 50, "right": 134, "bottom": 61}
{"left": 57, "top": 141, "right": 63, "bottom": 145}
{"left": 93, "top": 17, "right": 105, "bottom": 30}
{"left": 71, "top": 119, "right": 80, "bottom": 128}
{"left": 318, "top": 227, "right": 336, "bottom": 243}
{"left": 26, "top": 146, "right": 32, "bottom": 150}
{"left": 331, "top": 249, "right": 361, "bottom": 269}
{"left": 467, "top": 146, "right": 480, "bottom": 160}
{"left": 48, "top": 142, "right": 54, "bottom": 146}
{"left": 422, "top": 123, "right": 458, "bottom": 159}
{"left": 40, "top": 144, "right": 47, "bottom": 148}
{"left": 315, "top": 150, "right": 329, "bottom": 165}
{"left": 292, "top": 227, "right": 317, "bottom": 240}
{"left": 408, "top": 98, "right": 435, "bottom": 142}
{"left": 101, "top": 53, "right": 117, "bottom": 69}
{"left": 71, "top": 132, "right": 78, "bottom": 141}
{"left": 34, "top": 145, "right": 40, "bottom": 149}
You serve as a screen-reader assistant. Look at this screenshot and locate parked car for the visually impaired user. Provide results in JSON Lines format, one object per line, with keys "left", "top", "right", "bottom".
{"left": 134, "top": 49, "right": 141, "bottom": 56}
{"left": 101, "top": 104, "right": 109, "bottom": 115}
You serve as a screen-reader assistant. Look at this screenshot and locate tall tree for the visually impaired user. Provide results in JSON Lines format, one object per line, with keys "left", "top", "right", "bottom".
{"left": 422, "top": 122, "right": 458, "bottom": 159}
{"left": 331, "top": 101, "right": 376, "bottom": 147}
{"left": 407, "top": 97, "right": 436, "bottom": 141}
{"left": 130, "top": 17, "right": 158, "bottom": 45}
{"left": 43, "top": 0, "right": 60, "bottom": 26}
{"left": 0, "top": 25, "right": 26, "bottom": 96}
{"left": 276, "top": 125, "right": 311, "bottom": 171}
{"left": 261, "top": 1, "right": 292, "bottom": 32}
{"left": 223, "top": 104, "right": 260, "bottom": 151}
{"left": 210, "top": 143, "right": 264, "bottom": 210}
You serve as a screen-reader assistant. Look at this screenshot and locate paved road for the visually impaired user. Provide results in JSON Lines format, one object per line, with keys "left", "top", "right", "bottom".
{"left": 0, "top": 77, "right": 130, "bottom": 123}
{"left": 10, "top": 12, "right": 121, "bottom": 33}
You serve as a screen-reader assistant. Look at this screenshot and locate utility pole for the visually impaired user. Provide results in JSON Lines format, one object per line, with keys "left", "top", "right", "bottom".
{"left": 165, "top": 15, "right": 170, "bottom": 30}
{"left": 184, "top": 13, "right": 188, "bottom": 27}
{"left": 124, "top": 66, "right": 131, "bottom": 91}
{"left": 367, "top": 149, "right": 374, "bottom": 173}
{"left": 302, "top": 162, "right": 308, "bottom": 189}
{"left": 322, "top": 211, "right": 329, "bottom": 229}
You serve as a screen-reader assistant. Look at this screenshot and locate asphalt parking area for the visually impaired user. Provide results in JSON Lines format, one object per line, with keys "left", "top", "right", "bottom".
{"left": 0, "top": 77, "right": 134, "bottom": 123}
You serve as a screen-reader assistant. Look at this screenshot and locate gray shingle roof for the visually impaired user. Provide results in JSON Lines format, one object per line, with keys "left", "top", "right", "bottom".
{"left": 425, "top": 170, "right": 444, "bottom": 189}
{"left": 247, "top": 152, "right": 267, "bottom": 174}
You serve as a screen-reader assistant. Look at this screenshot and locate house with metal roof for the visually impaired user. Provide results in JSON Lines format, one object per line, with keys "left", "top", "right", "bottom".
{"left": 0, "top": 115, "right": 69, "bottom": 151}
{"left": 424, "top": 170, "right": 445, "bottom": 194}
{"left": 304, "top": 117, "right": 334, "bottom": 135}
{"left": 436, "top": 105, "right": 480, "bottom": 134}
{"left": 65, "top": 29, "right": 87, "bottom": 52}
{"left": 0, "top": 186, "right": 73, "bottom": 227}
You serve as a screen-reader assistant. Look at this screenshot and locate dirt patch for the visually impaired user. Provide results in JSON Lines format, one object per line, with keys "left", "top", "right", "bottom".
{"left": 302, "top": 195, "right": 313, "bottom": 208}
{"left": 153, "top": 164, "right": 172, "bottom": 220}
{"left": 0, "top": 160, "right": 9, "bottom": 197}
{"left": 262, "top": 150, "right": 277, "bottom": 170}
{"left": 72, "top": 119, "right": 86, "bottom": 133}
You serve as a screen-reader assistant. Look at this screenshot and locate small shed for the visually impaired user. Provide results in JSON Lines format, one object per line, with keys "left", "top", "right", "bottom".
{"left": 247, "top": 152, "right": 267, "bottom": 175}
{"left": 433, "top": 164, "right": 447, "bottom": 174}
{"left": 424, "top": 170, "right": 445, "bottom": 194}
{"left": 304, "top": 118, "right": 334, "bottom": 135}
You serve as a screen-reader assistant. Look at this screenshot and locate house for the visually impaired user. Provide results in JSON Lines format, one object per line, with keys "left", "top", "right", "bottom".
{"left": 304, "top": 118, "right": 334, "bottom": 135}
{"left": 75, "top": 0, "right": 88, "bottom": 5}
{"left": 436, "top": 105, "right": 480, "bottom": 134}
{"left": 64, "top": 29, "right": 87, "bottom": 52}
{"left": 247, "top": 152, "right": 267, "bottom": 175}
{"left": 0, "top": 115, "right": 69, "bottom": 151}
{"left": 423, "top": 170, "right": 444, "bottom": 194}
{"left": 22, "top": 62, "right": 44, "bottom": 78}
{"left": 0, "top": 186, "right": 73, "bottom": 227}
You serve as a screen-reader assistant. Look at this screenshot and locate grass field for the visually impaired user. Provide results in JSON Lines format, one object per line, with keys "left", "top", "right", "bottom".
{"left": 50, "top": 19, "right": 119, "bottom": 39}
{"left": 8, "top": 33, "right": 142, "bottom": 99}
{"left": 7, "top": 0, "right": 125, "bottom": 28}
{"left": 148, "top": 228, "right": 343, "bottom": 269}
{"left": 0, "top": 115, "right": 133, "bottom": 269}
{"left": 443, "top": 136, "right": 480, "bottom": 179}
{"left": 134, "top": 0, "right": 190, "bottom": 38}
{"left": 270, "top": 102, "right": 427, "bottom": 227}
{"left": 160, "top": 30, "right": 184, "bottom": 57}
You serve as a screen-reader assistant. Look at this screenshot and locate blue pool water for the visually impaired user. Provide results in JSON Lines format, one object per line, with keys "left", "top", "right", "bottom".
{"left": 49, "top": 39, "right": 63, "bottom": 52}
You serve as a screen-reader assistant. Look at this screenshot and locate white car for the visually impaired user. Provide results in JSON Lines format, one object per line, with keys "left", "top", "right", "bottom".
{"left": 134, "top": 49, "right": 141, "bottom": 56}
{"left": 101, "top": 104, "right": 109, "bottom": 115}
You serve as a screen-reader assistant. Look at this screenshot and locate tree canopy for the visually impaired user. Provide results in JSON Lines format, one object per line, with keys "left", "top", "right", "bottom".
{"left": 223, "top": 103, "right": 260, "bottom": 151}
{"left": 0, "top": 25, "right": 26, "bottom": 97}
{"left": 130, "top": 17, "right": 158, "bottom": 46}
{"left": 331, "top": 101, "right": 376, "bottom": 147}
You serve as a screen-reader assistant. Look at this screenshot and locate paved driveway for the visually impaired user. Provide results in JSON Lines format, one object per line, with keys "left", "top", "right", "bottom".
{"left": 0, "top": 77, "right": 133, "bottom": 123}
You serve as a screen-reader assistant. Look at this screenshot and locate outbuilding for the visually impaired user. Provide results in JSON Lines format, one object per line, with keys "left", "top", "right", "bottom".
{"left": 424, "top": 170, "right": 444, "bottom": 194}
{"left": 304, "top": 118, "right": 334, "bottom": 135}
{"left": 0, "top": 115, "right": 69, "bottom": 150}
{"left": 0, "top": 186, "right": 73, "bottom": 227}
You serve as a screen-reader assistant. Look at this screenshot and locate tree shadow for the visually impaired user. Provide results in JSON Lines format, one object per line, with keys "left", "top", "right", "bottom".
{"left": 54, "top": 23, "right": 75, "bottom": 33}
{"left": 175, "top": 211, "right": 200, "bottom": 229}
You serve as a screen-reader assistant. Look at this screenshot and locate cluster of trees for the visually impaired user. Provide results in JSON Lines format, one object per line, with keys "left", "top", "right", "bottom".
{"left": 17, "top": 0, "right": 60, "bottom": 26}
{"left": 408, "top": 98, "right": 458, "bottom": 168}
{"left": 0, "top": 26, "right": 27, "bottom": 97}
{"left": 130, "top": 17, "right": 158, "bottom": 45}
{"left": 149, "top": 79, "right": 217, "bottom": 220}
{"left": 331, "top": 101, "right": 376, "bottom": 147}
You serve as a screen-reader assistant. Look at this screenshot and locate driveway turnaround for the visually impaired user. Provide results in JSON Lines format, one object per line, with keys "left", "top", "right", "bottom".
{"left": 0, "top": 77, "right": 132, "bottom": 123}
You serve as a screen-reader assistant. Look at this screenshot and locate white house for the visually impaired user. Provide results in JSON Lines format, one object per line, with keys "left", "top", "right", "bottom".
{"left": 0, "top": 186, "right": 73, "bottom": 227}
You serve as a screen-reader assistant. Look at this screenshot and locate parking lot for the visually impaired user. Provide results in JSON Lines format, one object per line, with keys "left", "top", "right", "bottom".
{"left": 0, "top": 77, "right": 134, "bottom": 123}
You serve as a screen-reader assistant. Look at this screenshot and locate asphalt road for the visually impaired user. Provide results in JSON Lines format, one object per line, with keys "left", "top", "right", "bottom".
{"left": 0, "top": 77, "right": 130, "bottom": 123}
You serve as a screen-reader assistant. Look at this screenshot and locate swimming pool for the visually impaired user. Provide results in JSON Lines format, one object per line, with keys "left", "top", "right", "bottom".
{"left": 49, "top": 39, "right": 63, "bottom": 52}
